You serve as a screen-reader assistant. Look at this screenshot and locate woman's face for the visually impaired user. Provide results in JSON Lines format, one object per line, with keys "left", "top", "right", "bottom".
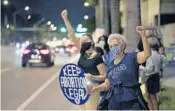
{"left": 80, "top": 35, "right": 94, "bottom": 53}
{"left": 80, "top": 35, "right": 93, "bottom": 43}
{"left": 109, "top": 39, "right": 121, "bottom": 50}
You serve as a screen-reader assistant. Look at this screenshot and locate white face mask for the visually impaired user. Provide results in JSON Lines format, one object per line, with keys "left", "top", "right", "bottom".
{"left": 96, "top": 41, "right": 105, "bottom": 50}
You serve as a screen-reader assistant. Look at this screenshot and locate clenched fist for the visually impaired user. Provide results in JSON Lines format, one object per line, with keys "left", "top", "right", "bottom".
{"left": 61, "top": 9, "right": 68, "bottom": 19}
{"left": 136, "top": 26, "right": 146, "bottom": 38}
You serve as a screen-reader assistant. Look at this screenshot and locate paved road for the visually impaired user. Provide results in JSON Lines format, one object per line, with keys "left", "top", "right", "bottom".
{"left": 1, "top": 46, "right": 83, "bottom": 110}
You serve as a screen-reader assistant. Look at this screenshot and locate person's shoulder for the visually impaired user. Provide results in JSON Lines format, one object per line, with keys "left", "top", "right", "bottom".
{"left": 94, "top": 53, "right": 102, "bottom": 59}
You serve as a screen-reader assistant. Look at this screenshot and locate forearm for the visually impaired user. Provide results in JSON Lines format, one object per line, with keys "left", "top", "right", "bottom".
{"left": 63, "top": 18, "right": 81, "bottom": 51}
{"left": 142, "top": 36, "right": 151, "bottom": 58}
{"left": 91, "top": 74, "right": 106, "bottom": 81}
{"left": 63, "top": 18, "right": 75, "bottom": 36}
{"left": 94, "top": 82, "right": 108, "bottom": 92}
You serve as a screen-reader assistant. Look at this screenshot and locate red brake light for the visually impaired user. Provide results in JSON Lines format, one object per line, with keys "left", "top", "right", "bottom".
{"left": 23, "top": 49, "right": 31, "bottom": 54}
{"left": 40, "top": 49, "right": 50, "bottom": 54}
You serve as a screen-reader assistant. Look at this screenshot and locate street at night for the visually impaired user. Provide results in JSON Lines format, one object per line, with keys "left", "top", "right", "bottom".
{"left": 1, "top": 0, "right": 175, "bottom": 110}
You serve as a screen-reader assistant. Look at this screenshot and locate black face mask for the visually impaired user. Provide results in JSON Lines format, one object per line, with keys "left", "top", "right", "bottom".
{"left": 80, "top": 42, "right": 92, "bottom": 54}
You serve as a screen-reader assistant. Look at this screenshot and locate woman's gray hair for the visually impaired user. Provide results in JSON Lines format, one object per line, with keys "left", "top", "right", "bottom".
{"left": 148, "top": 37, "right": 160, "bottom": 51}
{"left": 108, "top": 33, "right": 127, "bottom": 45}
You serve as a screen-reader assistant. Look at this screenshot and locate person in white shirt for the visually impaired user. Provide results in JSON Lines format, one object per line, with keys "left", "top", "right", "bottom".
{"left": 139, "top": 37, "right": 166, "bottom": 110}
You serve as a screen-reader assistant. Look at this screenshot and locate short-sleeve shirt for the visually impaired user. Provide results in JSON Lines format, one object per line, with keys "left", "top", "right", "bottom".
{"left": 107, "top": 52, "right": 139, "bottom": 102}
{"left": 78, "top": 53, "right": 104, "bottom": 76}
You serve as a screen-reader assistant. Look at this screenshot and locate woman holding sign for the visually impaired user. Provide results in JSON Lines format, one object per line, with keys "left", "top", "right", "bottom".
{"left": 61, "top": 10, "right": 106, "bottom": 110}
{"left": 90, "top": 26, "right": 151, "bottom": 110}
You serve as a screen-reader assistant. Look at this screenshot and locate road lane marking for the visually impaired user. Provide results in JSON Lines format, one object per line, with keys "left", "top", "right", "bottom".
{"left": 16, "top": 55, "right": 79, "bottom": 110}
{"left": 1, "top": 68, "right": 10, "bottom": 73}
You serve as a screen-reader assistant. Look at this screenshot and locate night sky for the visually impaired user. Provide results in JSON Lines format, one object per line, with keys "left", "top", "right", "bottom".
{"left": 12, "top": 0, "right": 95, "bottom": 28}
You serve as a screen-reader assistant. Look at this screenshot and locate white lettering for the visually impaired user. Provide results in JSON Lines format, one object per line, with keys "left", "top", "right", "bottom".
{"left": 67, "top": 65, "right": 72, "bottom": 76}
{"left": 71, "top": 65, "right": 77, "bottom": 76}
{"left": 79, "top": 89, "right": 84, "bottom": 100}
{"left": 68, "top": 88, "right": 74, "bottom": 99}
{"left": 63, "top": 68, "right": 68, "bottom": 76}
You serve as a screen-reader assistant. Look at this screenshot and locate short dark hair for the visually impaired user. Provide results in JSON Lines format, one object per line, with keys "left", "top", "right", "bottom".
{"left": 95, "top": 47, "right": 104, "bottom": 56}
{"left": 82, "top": 33, "right": 93, "bottom": 40}
{"left": 137, "top": 39, "right": 144, "bottom": 51}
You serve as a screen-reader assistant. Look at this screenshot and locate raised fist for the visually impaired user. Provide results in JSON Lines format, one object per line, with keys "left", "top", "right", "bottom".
{"left": 136, "top": 26, "right": 146, "bottom": 38}
{"left": 61, "top": 9, "right": 68, "bottom": 19}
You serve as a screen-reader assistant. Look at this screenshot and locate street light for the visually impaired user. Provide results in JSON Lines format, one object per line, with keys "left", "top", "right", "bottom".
{"left": 3, "top": 0, "right": 9, "bottom": 6}
{"left": 60, "top": 27, "right": 67, "bottom": 32}
{"left": 13, "top": 6, "right": 30, "bottom": 27}
{"left": 78, "top": 24, "right": 83, "bottom": 28}
{"left": 27, "top": 15, "right": 31, "bottom": 20}
{"left": 84, "top": 15, "right": 89, "bottom": 20}
{"left": 6, "top": 24, "right": 10, "bottom": 29}
{"left": 50, "top": 24, "right": 54, "bottom": 28}
{"left": 47, "top": 21, "right": 51, "bottom": 25}
{"left": 52, "top": 26, "right": 57, "bottom": 31}
{"left": 84, "top": 2, "right": 89, "bottom": 7}
{"left": 24, "top": 6, "right": 30, "bottom": 11}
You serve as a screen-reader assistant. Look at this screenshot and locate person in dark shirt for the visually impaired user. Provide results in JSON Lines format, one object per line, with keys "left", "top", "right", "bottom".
{"left": 89, "top": 26, "right": 151, "bottom": 110}
{"left": 61, "top": 9, "right": 106, "bottom": 110}
{"left": 95, "top": 35, "right": 110, "bottom": 98}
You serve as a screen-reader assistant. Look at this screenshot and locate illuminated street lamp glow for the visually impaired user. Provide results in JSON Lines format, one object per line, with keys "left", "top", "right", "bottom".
{"left": 60, "top": 27, "right": 67, "bottom": 32}
{"left": 6, "top": 24, "right": 10, "bottom": 29}
{"left": 3, "top": 0, "right": 9, "bottom": 5}
{"left": 53, "top": 26, "right": 57, "bottom": 31}
{"left": 84, "top": 2, "right": 89, "bottom": 7}
{"left": 27, "top": 15, "right": 31, "bottom": 19}
{"left": 78, "top": 24, "right": 83, "bottom": 28}
{"left": 50, "top": 24, "right": 54, "bottom": 28}
{"left": 47, "top": 21, "right": 51, "bottom": 25}
{"left": 84, "top": 15, "right": 89, "bottom": 20}
{"left": 24, "top": 6, "right": 30, "bottom": 11}
{"left": 77, "top": 28, "right": 88, "bottom": 33}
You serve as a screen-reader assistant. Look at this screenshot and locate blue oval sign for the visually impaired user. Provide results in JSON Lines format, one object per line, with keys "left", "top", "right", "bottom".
{"left": 59, "top": 64, "right": 89, "bottom": 105}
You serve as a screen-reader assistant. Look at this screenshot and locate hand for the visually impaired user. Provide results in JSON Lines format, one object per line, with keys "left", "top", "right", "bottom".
{"left": 85, "top": 73, "right": 92, "bottom": 79}
{"left": 61, "top": 9, "right": 68, "bottom": 19}
{"left": 136, "top": 26, "right": 146, "bottom": 38}
{"left": 88, "top": 86, "right": 96, "bottom": 95}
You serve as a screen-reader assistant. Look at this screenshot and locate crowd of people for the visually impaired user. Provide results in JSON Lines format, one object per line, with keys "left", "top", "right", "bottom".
{"left": 61, "top": 9, "right": 166, "bottom": 110}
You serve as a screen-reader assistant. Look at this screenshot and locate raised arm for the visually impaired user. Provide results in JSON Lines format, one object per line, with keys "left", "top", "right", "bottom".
{"left": 136, "top": 26, "right": 151, "bottom": 64}
{"left": 61, "top": 9, "right": 81, "bottom": 52}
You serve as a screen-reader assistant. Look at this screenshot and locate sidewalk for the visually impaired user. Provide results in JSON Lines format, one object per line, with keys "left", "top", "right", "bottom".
{"left": 162, "top": 77, "right": 175, "bottom": 88}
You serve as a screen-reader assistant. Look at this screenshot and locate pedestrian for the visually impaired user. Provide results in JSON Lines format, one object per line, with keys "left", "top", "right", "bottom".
{"left": 95, "top": 35, "right": 111, "bottom": 69}
{"left": 139, "top": 37, "right": 166, "bottom": 110}
{"left": 95, "top": 35, "right": 110, "bottom": 98}
{"left": 89, "top": 26, "right": 151, "bottom": 110}
{"left": 61, "top": 9, "right": 106, "bottom": 110}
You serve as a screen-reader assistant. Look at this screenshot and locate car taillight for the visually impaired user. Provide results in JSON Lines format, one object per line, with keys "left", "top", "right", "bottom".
{"left": 40, "top": 49, "right": 50, "bottom": 55}
{"left": 23, "top": 49, "right": 31, "bottom": 54}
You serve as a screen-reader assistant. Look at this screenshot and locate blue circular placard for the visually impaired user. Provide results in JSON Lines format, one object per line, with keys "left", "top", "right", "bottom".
{"left": 59, "top": 63, "right": 89, "bottom": 105}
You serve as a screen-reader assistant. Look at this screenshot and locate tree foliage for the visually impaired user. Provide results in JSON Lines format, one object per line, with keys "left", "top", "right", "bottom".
{"left": 84, "top": 0, "right": 97, "bottom": 7}
{"left": 82, "top": 16, "right": 96, "bottom": 34}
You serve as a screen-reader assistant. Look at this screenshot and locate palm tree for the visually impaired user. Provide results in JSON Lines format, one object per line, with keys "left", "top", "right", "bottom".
{"left": 104, "top": 0, "right": 110, "bottom": 35}
{"left": 110, "top": 0, "right": 120, "bottom": 33}
{"left": 125, "top": 0, "right": 141, "bottom": 52}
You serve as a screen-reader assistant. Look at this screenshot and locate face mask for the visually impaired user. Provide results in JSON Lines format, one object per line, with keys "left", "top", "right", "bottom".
{"left": 110, "top": 46, "right": 122, "bottom": 59}
{"left": 80, "top": 42, "right": 92, "bottom": 54}
{"left": 97, "top": 41, "right": 105, "bottom": 50}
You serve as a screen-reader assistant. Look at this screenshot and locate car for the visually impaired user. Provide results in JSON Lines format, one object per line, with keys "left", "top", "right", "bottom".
{"left": 22, "top": 43, "right": 55, "bottom": 67}
{"left": 54, "top": 45, "right": 71, "bottom": 56}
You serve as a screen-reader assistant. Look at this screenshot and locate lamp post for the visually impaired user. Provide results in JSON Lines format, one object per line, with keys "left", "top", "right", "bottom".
{"left": 3, "top": 0, "right": 9, "bottom": 6}
{"left": 13, "top": 6, "right": 30, "bottom": 27}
